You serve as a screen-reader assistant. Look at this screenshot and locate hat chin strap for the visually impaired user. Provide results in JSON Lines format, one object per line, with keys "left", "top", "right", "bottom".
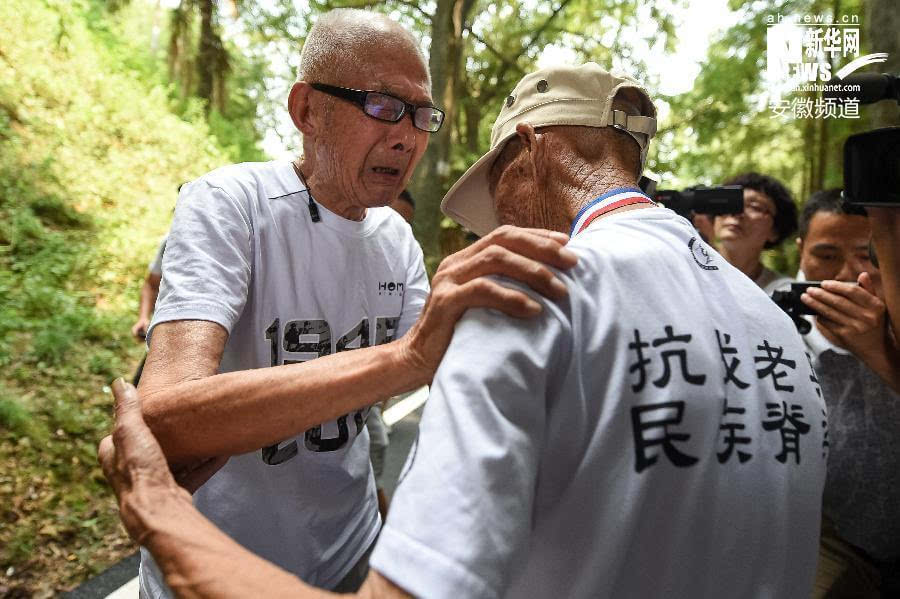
{"left": 605, "top": 109, "right": 657, "bottom": 172}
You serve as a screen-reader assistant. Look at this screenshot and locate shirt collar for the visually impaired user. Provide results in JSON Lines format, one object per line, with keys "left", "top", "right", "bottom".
{"left": 569, "top": 187, "right": 656, "bottom": 238}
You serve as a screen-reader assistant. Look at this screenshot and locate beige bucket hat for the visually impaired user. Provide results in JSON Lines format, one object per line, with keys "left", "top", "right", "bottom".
{"left": 441, "top": 62, "right": 657, "bottom": 237}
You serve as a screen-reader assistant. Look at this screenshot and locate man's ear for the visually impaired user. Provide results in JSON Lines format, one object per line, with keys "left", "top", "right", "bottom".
{"left": 514, "top": 122, "right": 538, "bottom": 152}
{"left": 288, "top": 82, "right": 316, "bottom": 136}
{"left": 515, "top": 123, "right": 543, "bottom": 180}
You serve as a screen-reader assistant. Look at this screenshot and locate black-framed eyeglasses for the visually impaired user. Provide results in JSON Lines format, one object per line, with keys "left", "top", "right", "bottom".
{"left": 310, "top": 83, "right": 445, "bottom": 133}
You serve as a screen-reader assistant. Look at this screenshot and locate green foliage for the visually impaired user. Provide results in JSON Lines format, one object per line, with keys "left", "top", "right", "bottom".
{"left": 0, "top": 0, "right": 265, "bottom": 592}
{"left": 0, "top": 397, "right": 31, "bottom": 437}
{"left": 652, "top": 0, "right": 871, "bottom": 275}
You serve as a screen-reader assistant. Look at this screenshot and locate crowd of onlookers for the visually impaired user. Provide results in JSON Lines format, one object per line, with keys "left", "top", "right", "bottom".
{"left": 694, "top": 172, "right": 899, "bottom": 597}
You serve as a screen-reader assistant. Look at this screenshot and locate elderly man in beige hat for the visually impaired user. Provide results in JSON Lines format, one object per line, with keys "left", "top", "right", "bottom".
{"left": 99, "top": 62, "right": 826, "bottom": 598}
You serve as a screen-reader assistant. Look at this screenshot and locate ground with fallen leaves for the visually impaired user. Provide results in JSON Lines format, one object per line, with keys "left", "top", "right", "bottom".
{"left": 0, "top": 341, "right": 144, "bottom": 597}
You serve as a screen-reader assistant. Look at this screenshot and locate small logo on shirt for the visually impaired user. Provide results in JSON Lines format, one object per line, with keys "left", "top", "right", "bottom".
{"left": 689, "top": 237, "right": 718, "bottom": 271}
{"left": 378, "top": 281, "right": 405, "bottom": 296}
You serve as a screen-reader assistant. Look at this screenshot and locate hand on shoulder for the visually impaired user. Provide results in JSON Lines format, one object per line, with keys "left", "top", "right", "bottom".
{"left": 400, "top": 225, "right": 577, "bottom": 382}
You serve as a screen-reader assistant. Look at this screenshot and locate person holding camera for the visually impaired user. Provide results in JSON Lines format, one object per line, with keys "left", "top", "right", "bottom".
{"left": 794, "top": 189, "right": 900, "bottom": 598}
{"left": 713, "top": 172, "right": 798, "bottom": 294}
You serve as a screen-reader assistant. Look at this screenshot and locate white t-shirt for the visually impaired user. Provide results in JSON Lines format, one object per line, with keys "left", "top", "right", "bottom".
{"left": 755, "top": 265, "right": 792, "bottom": 295}
{"left": 372, "top": 202, "right": 825, "bottom": 599}
{"left": 147, "top": 236, "right": 167, "bottom": 276}
{"left": 140, "top": 160, "right": 429, "bottom": 596}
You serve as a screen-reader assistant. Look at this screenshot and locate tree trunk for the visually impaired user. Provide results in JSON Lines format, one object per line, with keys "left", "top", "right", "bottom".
{"left": 464, "top": 99, "right": 481, "bottom": 153}
{"left": 167, "top": 4, "right": 183, "bottom": 82}
{"left": 814, "top": 93, "right": 827, "bottom": 193}
{"left": 867, "top": 0, "right": 900, "bottom": 128}
{"left": 197, "top": 0, "right": 216, "bottom": 112}
{"left": 410, "top": 0, "right": 473, "bottom": 272}
{"left": 801, "top": 114, "right": 815, "bottom": 202}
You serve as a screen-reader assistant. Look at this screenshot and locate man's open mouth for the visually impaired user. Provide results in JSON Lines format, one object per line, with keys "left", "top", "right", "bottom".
{"left": 372, "top": 166, "right": 400, "bottom": 175}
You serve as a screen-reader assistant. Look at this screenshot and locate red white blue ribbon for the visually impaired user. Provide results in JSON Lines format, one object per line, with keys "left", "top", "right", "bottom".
{"left": 569, "top": 187, "right": 656, "bottom": 238}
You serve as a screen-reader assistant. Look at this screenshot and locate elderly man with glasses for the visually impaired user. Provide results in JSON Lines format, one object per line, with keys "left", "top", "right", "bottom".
{"left": 133, "top": 8, "right": 576, "bottom": 598}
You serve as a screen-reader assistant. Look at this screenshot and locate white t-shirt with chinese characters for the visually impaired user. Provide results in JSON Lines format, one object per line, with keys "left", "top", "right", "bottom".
{"left": 372, "top": 198, "right": 826, "bottom": 599}
{"left": 139, "top": 161, "right": 429, "bottom": 597}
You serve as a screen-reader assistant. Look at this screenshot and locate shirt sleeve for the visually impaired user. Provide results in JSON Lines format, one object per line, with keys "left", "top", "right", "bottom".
{"left": 370, "top": 293, "right": 567, "bottom": 599}
{"left": 147, "top": 236, "right": 167, "bottom": 275}
{"left": 147, "top": 180, "right": 252, "bottom": 343}
{"left": 395, "top": 236, "right": 429, "bottom": 338}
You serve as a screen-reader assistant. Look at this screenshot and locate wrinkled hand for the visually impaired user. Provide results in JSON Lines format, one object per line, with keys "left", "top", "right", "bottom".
{"left": 99, "top": 379, "right": 195, "bottom": 543}
{"left": 401, "top": 225, "right": 577, "bottom": 381}
{"left": 801, "top": 273, "right": 887, "bottom": 359}
{"left": 132, "top": 318, "right": 150, "bottom": 340}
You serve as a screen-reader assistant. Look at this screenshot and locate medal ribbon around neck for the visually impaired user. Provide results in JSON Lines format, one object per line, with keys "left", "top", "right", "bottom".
{"left": 569, "top": 187, "right": 656, "bottom": 238}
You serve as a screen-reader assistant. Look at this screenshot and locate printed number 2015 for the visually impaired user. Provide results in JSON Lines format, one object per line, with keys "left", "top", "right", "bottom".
{"left": 260, "top": 316, "right": 398, "bottom": 464}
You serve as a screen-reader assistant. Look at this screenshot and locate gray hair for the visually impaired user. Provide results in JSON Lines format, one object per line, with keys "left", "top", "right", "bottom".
{"left": 298, "top": 9, "right": 429, "bottom": 88}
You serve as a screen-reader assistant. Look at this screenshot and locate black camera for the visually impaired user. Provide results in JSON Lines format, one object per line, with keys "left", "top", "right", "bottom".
{"left": 770, "top": 282, "right": 822, "bottom": 334}
{"left": 653, "top": 186, "right": 744, "bottom": 219}
{"left": 826, "top": 73, "right": 900, "bottom": 208}
{"left": 843, "top": 127, "right": 900, "bottom": 208}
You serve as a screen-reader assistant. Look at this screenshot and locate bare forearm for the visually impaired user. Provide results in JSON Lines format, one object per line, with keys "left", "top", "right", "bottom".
{"left": 140, "top": 494, "right": 415, "bottom": 599}
{"left": 143, "top": 340, "right": 425, "bottom": 462}
{"left": 102, "top": 381, "right": 337, "bottom": 599}
{"left": 138, "top": 275, "right": 162, "bottom": 321}
{"left": 138, "top": 493, "right": 333, "bottom": 599}
{"left": 139, "top": 226, "right": 577, "bottom": 464}
{"left": 138, "top": 286, "right": 156, "bottom": 320}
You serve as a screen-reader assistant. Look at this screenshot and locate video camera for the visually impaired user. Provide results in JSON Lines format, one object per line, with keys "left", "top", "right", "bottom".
{"left": 652, "top": 185, "right": 744, "bottom": 219}
{"left": 826, "top": 73, "right": 900, "bottom": 207}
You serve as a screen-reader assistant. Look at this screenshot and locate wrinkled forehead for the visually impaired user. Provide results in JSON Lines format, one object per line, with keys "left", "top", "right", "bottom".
{"left": 342, "top": 45, "right": 432, "bottom": 103}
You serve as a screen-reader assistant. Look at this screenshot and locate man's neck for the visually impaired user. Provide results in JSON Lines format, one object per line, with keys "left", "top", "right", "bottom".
{"left": 561, "top": 163, "right": 644, "bottom": 226}
{"left": 293, "top": 159, "right": 367, "bottom": 222}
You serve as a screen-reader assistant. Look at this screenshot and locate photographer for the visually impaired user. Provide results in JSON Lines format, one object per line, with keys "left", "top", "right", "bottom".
{"left": 795, "top": 189, "right": 900, "bottom": 598}
{"left": 713, "top": 172, "right": 798, "bottom": 294}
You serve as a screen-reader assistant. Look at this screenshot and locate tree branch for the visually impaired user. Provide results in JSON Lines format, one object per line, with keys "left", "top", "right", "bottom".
{"left": 391, "top": 0, "right": 433, "bottom": 21}
{"left": 322, "top": 0, "right": 432, "bottom": 21}
{"left": 324, "top": 0, "right": 383, "bottom": 10}
{"left": 480, "top": 0, "right": 573, "bottom": 104}
{"left": 511, "top": 0, "right": 573, "bottom": 64}
{"left": 463, "top": 26, "right": 521, "bottom": 75}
